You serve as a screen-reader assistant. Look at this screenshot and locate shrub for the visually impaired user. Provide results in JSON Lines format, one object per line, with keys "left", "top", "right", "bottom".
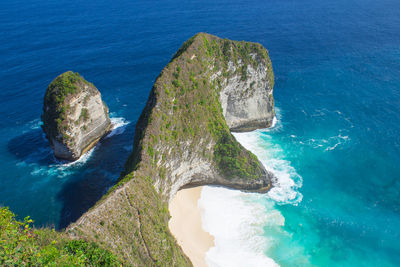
{"left": 80, "top": 108, "right": 89, "bottom": 121}
{"left": 0, "top": 207, "right": 121, "bottom": 266}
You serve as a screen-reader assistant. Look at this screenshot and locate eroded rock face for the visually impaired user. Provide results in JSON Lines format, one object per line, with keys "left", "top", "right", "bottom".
{"left": 42, "top": 71, "right": 111, "bottom": 161}
{"left": 219, "top": 58, "right": 275, "bottom": 132}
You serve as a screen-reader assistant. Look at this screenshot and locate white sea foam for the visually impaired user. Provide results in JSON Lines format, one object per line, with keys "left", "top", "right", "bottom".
{"left": 52, "top": 117, "right": 129, "bottom": 168}
{"left": 232, "top": 131, "right": 303, "bottom": 204}
{"left": 30, "top": 163, "right": 73, "bottom": 178}
{"left": 325, "top": 143, "right": 339, "bottom": 151}
{"left": 29, "top": 119, "right": 42, "bottom": 130}
{"left": 106, "top": 117, "right": 130, "bottom": 138}
{"left": 265, "top": 108, "right": 283, "bottom": 133}
{"left": 51, "top": 145, "right": 97, "bottom": 168}
{"left": 25, "top": 144, "right": 96, "bottom": 178}
{"left": 303, "top": 133, "right": 350, "bottom": 152}
{"left": 22, "top": 119, "right": 42, "bottom": 133}
{"left": 200, "top": 186, "right": 281, "bottom": 267}
{"left": 270, "top": 116, "right": 278, "bottom": 128}
{"left": 198, "top": 113, "right": 304, "bottom": 266}
{"left": 27, "top": 116, "right": 129, "bottom": 178}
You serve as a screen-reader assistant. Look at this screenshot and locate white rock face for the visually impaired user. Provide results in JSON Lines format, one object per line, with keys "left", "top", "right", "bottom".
{"left": 42, "top": 72, "right": 111, "bottom": 161}
{"left": 219, "top": 57, "right": 274, "bottom": 132}
{"left": 52, "top": 88, "right": 110, "bottom": 160}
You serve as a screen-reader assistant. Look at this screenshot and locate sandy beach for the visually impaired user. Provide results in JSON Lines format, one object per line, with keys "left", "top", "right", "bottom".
{"left": 168, "top": 186, "right": 215, "bottom": 267}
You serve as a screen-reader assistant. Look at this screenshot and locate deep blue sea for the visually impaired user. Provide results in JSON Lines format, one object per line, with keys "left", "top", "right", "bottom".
{"left": 1, "top": 0, "right": 399, "bottom": 266}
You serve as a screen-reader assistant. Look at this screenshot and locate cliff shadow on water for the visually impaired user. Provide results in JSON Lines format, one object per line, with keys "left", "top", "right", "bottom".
{"left": 8, "top": 128, "right": 55, "bottom": 167}
{"left": 56, "top": 122, "right": 135, "bottom": 229}
{"left": 7, "top": 120, "right": 136, "bottom": 230}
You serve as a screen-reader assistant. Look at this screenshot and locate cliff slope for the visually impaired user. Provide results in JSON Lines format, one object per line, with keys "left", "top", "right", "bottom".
{"left": 0, "top": 207, "right": 121, "bottom": 265}
{"left": 42, "top": 71, "right": 111, "bottom": 161}
{"left": 67, "top": 33, "right": 275, "bottom": 265}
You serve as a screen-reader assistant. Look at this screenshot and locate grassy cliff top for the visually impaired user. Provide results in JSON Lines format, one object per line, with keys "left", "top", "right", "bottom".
{"left": 45, "top": 71, "right": 94, "bottom": 105}
{"left": 173, "top": 32, "right": 274, "bottom": 87}
{"left": 123, "top": 32, "right": 273, "bottom": 186}
{"left": 41, "top": 71, "right": 97, "bottom": 143}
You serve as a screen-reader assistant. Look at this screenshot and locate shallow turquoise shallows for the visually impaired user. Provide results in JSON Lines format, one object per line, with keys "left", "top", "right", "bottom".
{"left": 0, "top": 0, "right": 399, "bottom": 266}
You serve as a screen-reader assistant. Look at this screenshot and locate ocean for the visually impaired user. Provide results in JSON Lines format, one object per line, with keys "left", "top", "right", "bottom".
{"left": 0, "top": 0, "right": 399, "bottom": 266}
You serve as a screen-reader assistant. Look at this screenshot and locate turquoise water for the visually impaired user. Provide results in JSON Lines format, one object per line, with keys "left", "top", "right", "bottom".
{"left": 257, "top": 45, "right": 400, "bottom": 266}
{"left": 0, "top": 0, "right": 399, "bottom": 265}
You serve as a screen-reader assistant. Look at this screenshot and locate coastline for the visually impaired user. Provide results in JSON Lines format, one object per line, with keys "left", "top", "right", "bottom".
{"left": 168, "top": 186, "right": 214, "bottom": 267}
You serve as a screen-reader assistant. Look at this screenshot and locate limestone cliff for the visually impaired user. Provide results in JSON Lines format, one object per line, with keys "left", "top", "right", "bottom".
{"left": 66, "top": 33, "right": 275, "bottom": 266}
{"left": 219, "top": 50, "right": 275, "bottom": 132}
{"left": 42, "top": 71, "right": 111, "bottom": 161}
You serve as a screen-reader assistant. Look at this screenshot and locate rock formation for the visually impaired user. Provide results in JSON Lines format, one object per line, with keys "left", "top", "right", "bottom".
{"left": 66, "top": 33, "right": 275, "bottom": 266}
{"left": 219, "top": 51, "right": 275, "bottom": 132}
{"left": 42, "top": 71, "right": 111, "bottom": 161}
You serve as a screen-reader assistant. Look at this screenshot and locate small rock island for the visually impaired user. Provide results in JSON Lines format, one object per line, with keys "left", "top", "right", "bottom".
{"left": 42, "top": 71, "right": 111, "bottom": 161}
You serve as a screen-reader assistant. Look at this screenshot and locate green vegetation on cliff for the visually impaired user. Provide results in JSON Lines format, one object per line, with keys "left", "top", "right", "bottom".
{"left": 41, "top": 71, "right": 93, "bottom": 142}
{"left": 0, "top": 207, "right": 121, "bottom": 266}
{"left": 58, "top": 33, "right": 273, "bottom": 266}
{"left": 45, "top": 71, "right": 93, "bottom": 105}
{"left": 124, "top": 32, "right": 270, "bottom": 181}
{"left": 68, "top": 174, "right": 192, "bottom": 266}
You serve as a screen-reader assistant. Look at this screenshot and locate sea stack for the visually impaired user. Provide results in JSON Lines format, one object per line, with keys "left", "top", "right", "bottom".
{"left": 42, "top": 71, "right": 111, "bottom": 161}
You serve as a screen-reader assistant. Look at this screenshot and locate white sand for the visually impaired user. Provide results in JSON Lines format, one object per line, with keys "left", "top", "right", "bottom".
{"left": 168, "top": 186, "right": 215, "bottom": 267}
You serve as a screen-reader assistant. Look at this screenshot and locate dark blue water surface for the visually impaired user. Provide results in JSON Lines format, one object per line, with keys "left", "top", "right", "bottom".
{"left": 0, "top": 0, "right": 399, "bottom": 266}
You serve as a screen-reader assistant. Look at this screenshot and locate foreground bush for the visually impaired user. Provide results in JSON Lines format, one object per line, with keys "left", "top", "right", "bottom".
{"left": 0, "top": 207, "right": 121, "bottom": 266}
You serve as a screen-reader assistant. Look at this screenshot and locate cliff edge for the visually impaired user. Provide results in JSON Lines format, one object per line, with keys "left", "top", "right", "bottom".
{"left": 42, "top": 71, "right": 111, "bottom": 161}
{"left": 66, "top": 33, "right": 275, "bottom": 266}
